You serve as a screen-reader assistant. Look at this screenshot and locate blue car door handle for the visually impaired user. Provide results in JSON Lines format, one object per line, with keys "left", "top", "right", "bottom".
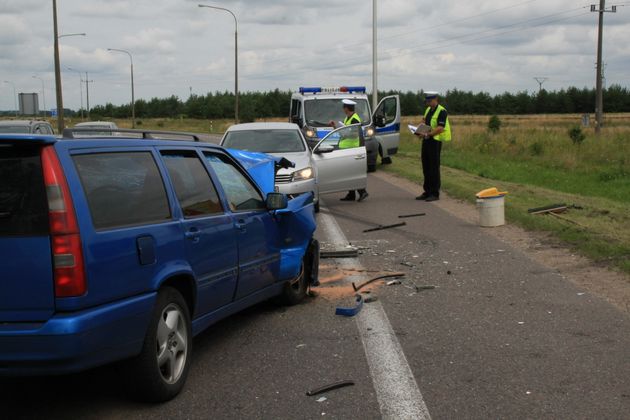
{"left": 185, "top": 228, "right": 201, "bottom": 243}
{"left": 235, "top": 219, "right": 247, "bottom": 233}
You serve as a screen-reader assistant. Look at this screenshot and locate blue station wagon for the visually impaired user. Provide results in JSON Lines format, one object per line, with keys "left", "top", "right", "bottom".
{"left": 0, "top": 129, "right": 319, "bottom": 401}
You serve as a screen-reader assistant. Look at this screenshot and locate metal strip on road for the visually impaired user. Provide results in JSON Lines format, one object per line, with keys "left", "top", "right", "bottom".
{"left": 318, "top": 209, "right": 431, "bottom": 420}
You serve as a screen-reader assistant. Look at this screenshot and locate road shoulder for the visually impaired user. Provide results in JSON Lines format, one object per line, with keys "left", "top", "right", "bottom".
{"left": 374, "top": 170, "right": 630, "bottom": 314}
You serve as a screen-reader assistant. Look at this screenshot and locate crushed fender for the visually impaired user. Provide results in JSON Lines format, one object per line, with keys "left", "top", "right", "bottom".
{"left": 335, "top": 294, "right": 363, "bottom": 317}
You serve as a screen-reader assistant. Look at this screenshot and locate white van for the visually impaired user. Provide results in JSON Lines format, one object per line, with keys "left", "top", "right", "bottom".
{"left": 289, "top": 86, "right": 400, "bottom": 171}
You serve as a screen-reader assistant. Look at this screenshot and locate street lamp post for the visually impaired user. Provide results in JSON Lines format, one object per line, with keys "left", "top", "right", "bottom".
{"left": 32, "top": 76, "right": 46, "bottom": 118}
{"left": 66, "top": 67, "right": 84, "bottom": 120}
{"left": 3, "top": 81, "right": 18, "bottom": 117}
{"left": 198, "top": 4, "right": 238, "bottom": 124}
{"left": 107, "top": 48, "right": 135, "bottom": 128}
{"left": 372, "top": 0, "right": 378, "bottom": 111}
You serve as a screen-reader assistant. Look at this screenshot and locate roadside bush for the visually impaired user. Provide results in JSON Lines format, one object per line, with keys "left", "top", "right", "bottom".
{"left": 135, "top": 120, "right": 143, "bottom": 126}
{"left": 529, "top": 141, "right": 544, "bottom": 156}
{"left": 488, "top": 115, "right": 502, "bottom": 133}
{"left": 568, "top": 126, "right": 586, "bottom": 145}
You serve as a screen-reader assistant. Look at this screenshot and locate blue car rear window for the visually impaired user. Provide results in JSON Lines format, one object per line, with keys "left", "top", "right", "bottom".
{"left": 0, "top": 145, "right": 49, "bottom": 236}
{"left": 73, "top": 152, "right": 171, "bottom": 230}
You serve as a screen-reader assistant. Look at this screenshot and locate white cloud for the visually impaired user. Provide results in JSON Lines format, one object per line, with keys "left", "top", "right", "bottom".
{"left": 0, "top": 0, "right": 628, "bottom": 111}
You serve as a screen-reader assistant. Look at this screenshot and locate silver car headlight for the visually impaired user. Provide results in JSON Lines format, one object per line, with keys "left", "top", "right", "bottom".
{"left": 305, "top": 128, "right": 316, "bottom": 138}
{"left": 365, "top": 127, "right": 375, "bottom": 137}
{"left": 292, "top": 167, "right": 314, "bottom": 181}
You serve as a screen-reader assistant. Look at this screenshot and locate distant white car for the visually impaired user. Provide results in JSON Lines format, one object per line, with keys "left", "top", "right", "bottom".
{"left": 74, "top": 121, "right": 118, "bottom": 129}
{"left": 73, "top": 121, "right": 119, "bottom": 136}
{"left": 221, "top": 122, "right": 367, "bottom": 212}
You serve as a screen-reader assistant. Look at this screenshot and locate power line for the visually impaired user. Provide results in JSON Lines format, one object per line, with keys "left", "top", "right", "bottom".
{"left": 239, "top": 0, "right": 544, "bottom": 68}
{"left": 245, "top": 8, "right": 591, "bottom": 81}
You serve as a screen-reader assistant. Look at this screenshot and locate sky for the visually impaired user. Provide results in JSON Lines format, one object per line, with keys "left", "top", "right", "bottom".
{"left": 1, "top": 0, "right": 629, "bottom": 111}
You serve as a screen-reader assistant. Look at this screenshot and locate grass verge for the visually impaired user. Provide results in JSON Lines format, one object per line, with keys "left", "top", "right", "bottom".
{"left": 384, "top": 133, "right": 630, "bottom": 275}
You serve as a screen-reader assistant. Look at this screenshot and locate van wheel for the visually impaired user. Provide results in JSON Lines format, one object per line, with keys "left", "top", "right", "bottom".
{"left": 279, "top": 263, "right": 307, "bottom": 305}
{"left": 127, "top": 287, "right": 192, "bottom": 402}
{"left": 381, "top": 156, "right": 392, "bottom": 165}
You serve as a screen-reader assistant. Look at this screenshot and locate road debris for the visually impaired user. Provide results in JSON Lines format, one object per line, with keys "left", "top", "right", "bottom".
{"left": 316, "top": 397, "right": 327, "bottom": 403}
{"left": 398, "top": 213, "right": 426, "bottom": 219}
{"left": 415, "top": 285, "right": 436, "bottom": 291}
{"left": 320, "top": 249, "right": 358, "bottom": 259}
{"left": 527, "top": 203, "right": 567, "bottom": 214}
{"left": 364, "top": 295, "right": 379, "bottom": 303}
{"left": 296, "top": 344, "right": 307, "bottom": 349}
{"left": 386, "top": 280, "right": 402, "bottom": 286}
{"left": 335, "top": 295, "right": 364, "bottom": 317}
{"left": 400, "top": 261, "right": 415, "bottom": 267}
{"left": 306, "top": 380, "right": 356, "bottom": 396}
{"left": 363, "top": 222, "right": 406, "bottom": 233}
{"left": 352, "top": 272, "right": 406, "bottom": 291}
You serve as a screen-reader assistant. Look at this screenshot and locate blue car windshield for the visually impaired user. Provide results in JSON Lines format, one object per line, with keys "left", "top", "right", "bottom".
{"left": 223, "top": 129, "right": 305, "bottom": 153}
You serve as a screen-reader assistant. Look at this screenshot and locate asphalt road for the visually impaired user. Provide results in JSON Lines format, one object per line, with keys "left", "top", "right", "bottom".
{"left": 2, "top": 172, "right": 630, "bottom": 419}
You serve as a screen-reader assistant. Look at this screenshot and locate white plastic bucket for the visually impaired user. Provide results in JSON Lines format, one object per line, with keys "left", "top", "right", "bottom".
{"left": 476, "top": 196, "right": 505, "bottom": 227}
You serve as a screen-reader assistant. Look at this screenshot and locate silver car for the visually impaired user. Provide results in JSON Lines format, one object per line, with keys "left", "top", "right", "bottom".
{"left": 221, "top": 122, "right": 367, "bottom": 211}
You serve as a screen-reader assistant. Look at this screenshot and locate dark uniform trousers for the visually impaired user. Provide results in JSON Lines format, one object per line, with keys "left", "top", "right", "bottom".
{"left": 421, "top": 137, "right": 442, "bottom": 197}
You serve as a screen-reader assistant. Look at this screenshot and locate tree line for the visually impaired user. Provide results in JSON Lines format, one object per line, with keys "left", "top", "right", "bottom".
{"left": 86, "top": 85, "right": 630, "bottom": 120}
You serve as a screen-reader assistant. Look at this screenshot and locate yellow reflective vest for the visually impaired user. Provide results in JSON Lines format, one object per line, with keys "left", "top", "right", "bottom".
{"left": 423, "top": 104, "right": 452, "bottom": 142}
{"left": 339, "top": 113, "right": 361, "bottom": 149}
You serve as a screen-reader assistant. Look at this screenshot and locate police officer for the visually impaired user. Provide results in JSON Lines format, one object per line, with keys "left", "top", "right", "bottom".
{"left": 415, "top": 91, "right": 451, "bottom": 202}
{"left": 330, "top": 99, "right": 369, "bottom": 202}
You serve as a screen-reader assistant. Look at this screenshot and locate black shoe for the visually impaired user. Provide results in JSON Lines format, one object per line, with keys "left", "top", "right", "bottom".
{"left": 340, "top": 195, "right": 355, "bottom": 201}
{"left": 415, "top": 193, "right": 430, "bottom": 201}
{"left": 358, "top": 191, "right": 369, "bottom": 202}
{"left": 425, "top": 195, "right": 439, "bottom": 202}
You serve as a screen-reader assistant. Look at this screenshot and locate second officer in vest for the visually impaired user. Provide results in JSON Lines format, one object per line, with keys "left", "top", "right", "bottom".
{"left": 330, "top": 99, "right": 369, "bottom": 202}
{"left": 415, "top": 91, "right": 451, "bottom": 202}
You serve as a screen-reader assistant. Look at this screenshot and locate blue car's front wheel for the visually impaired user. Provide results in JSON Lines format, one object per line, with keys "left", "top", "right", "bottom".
{"left": 279, "top": 263, "right": 307, "bottom": 306}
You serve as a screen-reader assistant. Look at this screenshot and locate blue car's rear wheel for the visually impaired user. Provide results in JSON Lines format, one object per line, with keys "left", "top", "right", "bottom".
{"left": 127, "top": 287, "right": 192, "bottom": 402}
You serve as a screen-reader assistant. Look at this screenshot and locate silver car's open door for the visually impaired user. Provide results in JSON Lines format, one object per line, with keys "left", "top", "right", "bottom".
{"left": 373, "top": 95, "right": 401, "bottom": 159}
{"left": 312, "top": 124, "right": 367, "bottom": 194}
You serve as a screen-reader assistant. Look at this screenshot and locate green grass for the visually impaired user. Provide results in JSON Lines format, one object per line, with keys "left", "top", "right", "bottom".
{"left": 386, "top": 115, "right": 630, "bottom": 274}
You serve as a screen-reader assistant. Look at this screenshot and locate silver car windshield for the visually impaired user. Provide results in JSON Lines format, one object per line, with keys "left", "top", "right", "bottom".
{"left": 223, "top": 129, "right": 306, "bottom": 153}
{"left": 0, "top": 126, "right": 30, "bottom": 134}
{"left": 304, "top": 99, "right": 370, "bottom": 127}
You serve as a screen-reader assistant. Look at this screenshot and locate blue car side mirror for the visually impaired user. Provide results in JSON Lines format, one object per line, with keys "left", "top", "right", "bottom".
{"left": 266, "top": 192, "right": 288, "bottom": 210}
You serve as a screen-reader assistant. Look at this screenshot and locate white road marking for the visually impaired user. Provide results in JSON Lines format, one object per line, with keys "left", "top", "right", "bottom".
{"left": 318, "top": 208, "right": 431, "bottom": 420}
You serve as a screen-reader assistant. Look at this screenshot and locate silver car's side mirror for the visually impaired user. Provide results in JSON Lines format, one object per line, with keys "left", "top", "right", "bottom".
{"left": 314, "top": 145, "right": 335, "bottom": 154}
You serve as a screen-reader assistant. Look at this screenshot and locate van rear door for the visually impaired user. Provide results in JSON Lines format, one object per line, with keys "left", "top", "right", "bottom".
{"left": 0, "top": 142, "right": 55, "bottom": 322}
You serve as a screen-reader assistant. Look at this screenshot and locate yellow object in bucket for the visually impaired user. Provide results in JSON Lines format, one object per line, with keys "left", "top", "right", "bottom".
{"left": 476, "top": 187, "right": 508, "bottom": 198}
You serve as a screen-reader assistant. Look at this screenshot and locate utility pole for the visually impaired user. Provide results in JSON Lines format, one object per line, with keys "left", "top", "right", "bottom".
{"left": 591, "top": 0, "right": 618, "bottom": 134}
{"left": 533, "top": 77, "right": 548, "bottom": 92}
{"left": 372, "top": 0, "right": 378, "bottom": 111}
{"left": 52, "top": 0, "right": 65, "bottom": 132}
{"left": 85, "top": 72, "right": 93, "bottom": 119}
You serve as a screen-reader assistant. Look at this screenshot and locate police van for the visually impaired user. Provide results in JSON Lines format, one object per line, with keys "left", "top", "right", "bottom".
{"left": 289, "top": 86, "right": 400, "bottom": 172}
